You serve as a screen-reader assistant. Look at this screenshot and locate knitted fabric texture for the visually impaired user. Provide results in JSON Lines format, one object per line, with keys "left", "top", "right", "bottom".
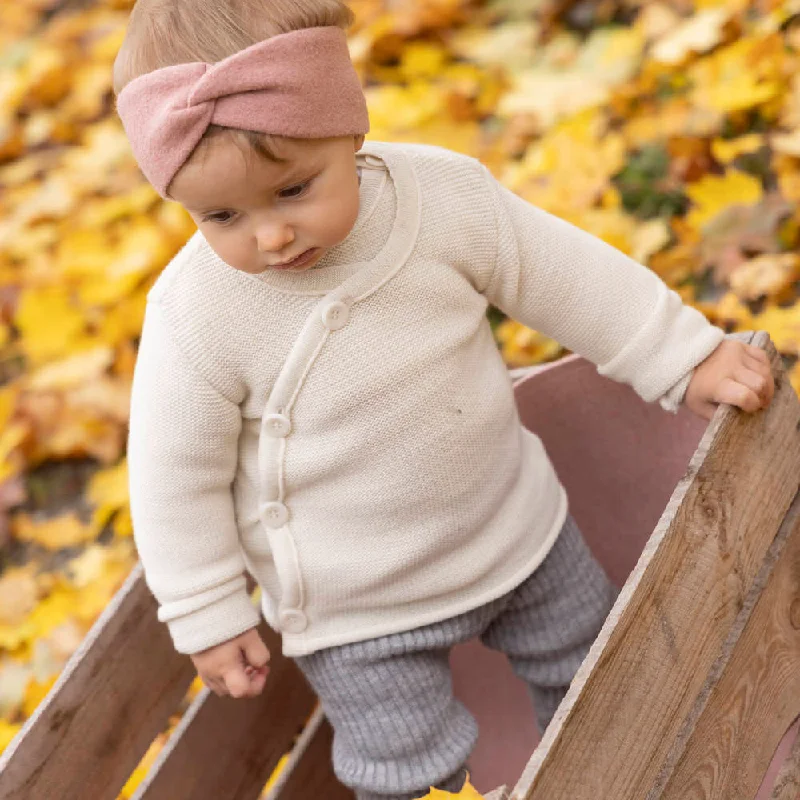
{"left": 115, "top": 26, "right": 370, "bottom": 197}
{"left": 294, "top": 514, "right": 617, "bottom": 800}
{"left": 127, "top": 140, "right": 725, "bottom": 657}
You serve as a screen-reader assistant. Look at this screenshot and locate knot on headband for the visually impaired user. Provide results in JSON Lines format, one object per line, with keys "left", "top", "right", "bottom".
{"left": 116, "top": 26, "right": 370, "bottom": 197}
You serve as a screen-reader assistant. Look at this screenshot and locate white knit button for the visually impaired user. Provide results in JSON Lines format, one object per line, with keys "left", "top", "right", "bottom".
{"left": 321, "top": 301, "right": 349, "bottom": 331}
{"left": 279, "top": 608, "right": 308, "bottom": 633}
{"left": 260, "top": 501, "right": 289, "bottom": 528}
{"left": 264, "top": 413, "right": 291, "bottom": 438}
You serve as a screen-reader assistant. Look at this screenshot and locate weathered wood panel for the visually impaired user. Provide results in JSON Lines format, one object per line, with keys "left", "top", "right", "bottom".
{"left": 513, "top": 332, "right": 800, "bottom": 800}
{"left": 659, "top": 492, "right": 800, "bottom": 798}
{"left": 0, "top": 564, "right": 193, "bottom": 800}
{"left": 133, "top": 620, "right": 317, "bottom": 800}
{"left": 771, "top": 722, "right": 800, "bottom": 800}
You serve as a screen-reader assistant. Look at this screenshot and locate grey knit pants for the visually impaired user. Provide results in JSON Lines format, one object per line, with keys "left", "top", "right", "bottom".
{"left": 294, "top": 513, "right": 618, "bottom": 800}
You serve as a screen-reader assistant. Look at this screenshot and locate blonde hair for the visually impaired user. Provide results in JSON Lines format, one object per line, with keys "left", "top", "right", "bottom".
{"left": 113, "top": 0, "right": 355, "bottom": 165}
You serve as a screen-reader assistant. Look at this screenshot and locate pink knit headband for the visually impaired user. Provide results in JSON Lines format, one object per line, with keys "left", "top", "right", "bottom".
{"left": 115, "top": 26, "right": 370, "bottom": 197}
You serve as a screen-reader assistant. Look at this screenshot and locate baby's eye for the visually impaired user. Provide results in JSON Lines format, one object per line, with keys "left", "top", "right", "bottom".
{"left": 279, "top": 180, "right": 311, "bottom": 199}
{"left": 202, "top": 211, "right": 236, "bottom": 225}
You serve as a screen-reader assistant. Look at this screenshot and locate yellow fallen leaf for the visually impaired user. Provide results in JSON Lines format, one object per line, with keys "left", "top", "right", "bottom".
{"left": 631, "top": 219, "right": 671, "bottom": 264}
{"left": 772, "top": 129, "right": 800, "bottom": 157}
{"left": 702, "top": 291, "right": 755, "bottom": 330}
{"left": 0, "top": 719, "right": 21, "bottom": 755}
{"left": 729, "top": 254, "right": 800, "bottom": 300}
{"left": 789, "top": 361, "right": 800, "bottom": 399}
{"left": 415, "top": 776, "right": 485, "bottom": 799}
{"left": 689, "top": 35, "right": 785, "bottom": 115}
{"left": 13, "top": 512, "right": 95, "bottom": 550}
{"left": 0, "top": 568, "right": 39, "bottom": 626}
{"left": 0, "top": 421, "right": 30, "bottom": 483}
{"left": 14, "top": 285, "right": 86, "bottom": 364}
{"left": 21, "top": 674, "right": 57, "bottom": 718}
{"left": 65, "top": 377, "right": 131, "bottom": 423}
{"left": 20, "top": 45, "right": 71, "bottom": 107}
{"left": 120, "top": 732, "right": 169, "bottom": 798}
{"left": 27, "top": 346, "right": 114, "bottom": 391}
{"left": 58, "top": 62, "right": 112, "bottom": 123}
{"left": 703, "top": 74, "right": 781, "bottom": 115}
{"left": 751, "top": 304, "right": 800, "bottom": 355}
{"left": 87, "top": 459, "right": 129, "bottom": 534}
{"left": 60, "top": 544, "right": 109, "bottom": 588}
{"left": 262, "top": 753, "right": 291, "bottom": 794}
{"left": 650, "top": 7, "right": 732, "bottom": 65}
{"left": 496, "top": 321, "right": 563, "bottom": 367}
{"left": 685, "top": 170, "right": 763, "bottom": 230}
{"left": 711, "top": 133, "right": 764, "bottom": 163}
{"left": 113, "top": 506, "right": 133, "bottom": 538}
{"left": 399, "top": 41, "right": 449, "bottom": 81}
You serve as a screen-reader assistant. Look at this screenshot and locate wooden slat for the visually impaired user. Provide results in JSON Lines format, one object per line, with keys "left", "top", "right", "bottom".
{"left": 484, "top": 787, "right": 510, "bottom": 800}
{"left": 0, "top": 563, "right": 194, "bottom": 800}
{"left": 771, "top": 723, "right": 800, "bottom": 800}
{"left": 133, "top": 620, "right": 317, "bottom": 800}
{"left": 266, "top": 706, "right": 353, "bottom": 800}
{"left": 512, "top": 332, "right": 800, "bottom": 800}
{"left": 659, "top": 491, "right": 800, "bottom": 798}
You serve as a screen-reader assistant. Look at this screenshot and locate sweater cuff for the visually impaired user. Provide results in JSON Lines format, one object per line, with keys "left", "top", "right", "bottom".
{"left": 658, "top": 369, "right": 694, "bottom": 414}
{"left": 160, "top": 588, "right": 262, "bottom": 655}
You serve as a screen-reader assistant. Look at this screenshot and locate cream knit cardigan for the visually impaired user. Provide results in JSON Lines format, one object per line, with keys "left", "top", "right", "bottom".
{"left": 128, "top": 140, "right": 725, "bottom": 657}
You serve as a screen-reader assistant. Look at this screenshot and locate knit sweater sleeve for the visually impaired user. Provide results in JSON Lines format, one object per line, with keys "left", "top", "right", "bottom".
{"left": 477, "top": 165, "right": 725, "bottom": 410}
{"left": 127, "top": 300, "right": 260, "bottom": 655}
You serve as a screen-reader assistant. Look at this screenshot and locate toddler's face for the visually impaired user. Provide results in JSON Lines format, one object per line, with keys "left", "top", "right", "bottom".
{"left": 168, "top": 134, "right": 365, "bottom": 274}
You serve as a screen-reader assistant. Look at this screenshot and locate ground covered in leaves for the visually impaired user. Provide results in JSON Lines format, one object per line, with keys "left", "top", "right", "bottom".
{"left": 1, "top": 0, "right": 800, "bottom": 796}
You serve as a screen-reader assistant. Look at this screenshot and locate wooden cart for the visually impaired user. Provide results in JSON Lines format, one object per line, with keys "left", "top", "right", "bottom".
{"left": 1, "top": 330, "right": 799, "bottom": 800}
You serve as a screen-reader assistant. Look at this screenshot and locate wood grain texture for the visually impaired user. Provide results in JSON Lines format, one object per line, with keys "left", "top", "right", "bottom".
{"left": 0, "top": 564, "right": 194, "bottom": 800}
{"left": 266, "top": 706, "right": 353, "bottom": 800}
{"left": 133, "top": 619, "right": 317, "bottom": 800}
{"left": 659, "top": 491, "right": 800, "bottom": 798}
{"left": 512, "top": 332, "right": 800, "bottom": 800}
{"left": 770, "top": 719, "right": 800, "bottom": 800}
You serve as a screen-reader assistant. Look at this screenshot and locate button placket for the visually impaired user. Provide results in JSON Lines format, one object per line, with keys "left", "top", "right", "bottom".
{"left": 259, "top": 294, "right": 361, "bottom": 639}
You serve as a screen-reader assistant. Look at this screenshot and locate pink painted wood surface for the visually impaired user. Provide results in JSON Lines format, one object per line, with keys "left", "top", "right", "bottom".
{"left": 450, "top": 355, "right": 798, "bottom": 797}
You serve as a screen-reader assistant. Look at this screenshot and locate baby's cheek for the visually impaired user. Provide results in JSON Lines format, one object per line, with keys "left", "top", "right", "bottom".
{"left": 206, "top": 233, "right": 253, "bottom": 273}
{"left": 332, "top": 189, "right": 361, "bottom": 241}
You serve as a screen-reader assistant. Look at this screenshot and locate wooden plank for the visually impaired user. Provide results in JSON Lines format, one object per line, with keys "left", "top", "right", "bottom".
{"left": 484, "top": 788, "right": 510, "bottom": 800}
{"left": 658, "top": 491, "right": 800, "bottom": 798}
{"left": 133, "top": 619, "right": 317, "bottom": 800}
{"left": 771, "top": 724, "right": 800, "bottom": 800}
{"left": 511, "top": 332, "right": 800, "bottom": 800}
{"left": 0, "top": 563, "right": 194, "bottom": 800}
{"left": 266, "top": 706, "right": 353, "bottom": 800}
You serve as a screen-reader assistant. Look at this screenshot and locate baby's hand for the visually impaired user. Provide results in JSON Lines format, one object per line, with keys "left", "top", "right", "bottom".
{"left": 684, "top": 339, "right": 775, "bottom": 421}
{"left": 190, "top": 627, "right": 270, "bottom": 699}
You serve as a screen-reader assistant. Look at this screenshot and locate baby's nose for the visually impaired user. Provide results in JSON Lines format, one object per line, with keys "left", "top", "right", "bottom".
{"left": 256, "top": 223, "right": 294, "bottom": 252}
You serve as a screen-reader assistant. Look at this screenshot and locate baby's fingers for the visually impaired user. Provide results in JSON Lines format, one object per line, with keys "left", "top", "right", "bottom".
{"left": 224, "top": 666, "right": 252, "bottom": 699}
{"left": 715, "top": 376, "right": 762, "bottom": 413}
{"left": 734, "top": 366, "right": 773, "bottom": 406}
{"left": 742, "top": 353, "right": 775, "bottom": 403}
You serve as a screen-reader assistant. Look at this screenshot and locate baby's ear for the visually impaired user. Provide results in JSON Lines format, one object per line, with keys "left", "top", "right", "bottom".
{"left": 354, "top": 134, "right": 365, "bottom": 151}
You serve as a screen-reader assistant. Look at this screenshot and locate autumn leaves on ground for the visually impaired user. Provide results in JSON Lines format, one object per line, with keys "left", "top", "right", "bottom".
{"left": 1, "top": 0, "right": 799, "bottom": 797}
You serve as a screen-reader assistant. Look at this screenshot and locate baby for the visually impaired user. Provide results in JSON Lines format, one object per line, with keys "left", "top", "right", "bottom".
{"left": 113, "top": 1, "right": 775, "bottom": 798}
